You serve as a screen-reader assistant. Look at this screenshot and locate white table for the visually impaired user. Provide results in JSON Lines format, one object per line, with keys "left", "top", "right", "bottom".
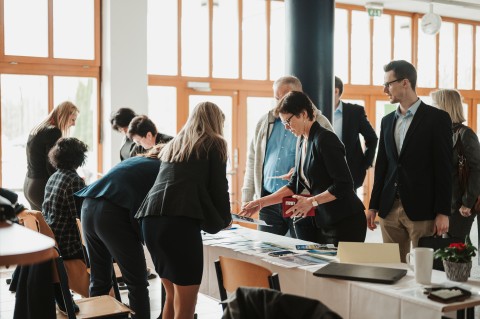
{"left": 200, "top": 226, "right": 480, "bottom": 319}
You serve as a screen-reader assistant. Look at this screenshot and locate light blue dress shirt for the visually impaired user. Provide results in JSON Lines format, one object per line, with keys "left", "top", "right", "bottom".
{"left": 333, "top": 101, "right": 343, "bottom": 142}
{"left": 263, "top": 118, "right": 297, "bottom": 193}
{"left": 394, "top": 99, "right": 421, "bottom": 153}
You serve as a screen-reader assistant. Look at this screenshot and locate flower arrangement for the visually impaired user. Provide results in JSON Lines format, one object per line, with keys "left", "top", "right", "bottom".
{"left": 433, "top": 235, "right": 477, "bottom": 263}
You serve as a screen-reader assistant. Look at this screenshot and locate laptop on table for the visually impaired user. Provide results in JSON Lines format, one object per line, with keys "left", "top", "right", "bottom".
{"left": 313, "top": 262, "right": 407, "bottom": 284}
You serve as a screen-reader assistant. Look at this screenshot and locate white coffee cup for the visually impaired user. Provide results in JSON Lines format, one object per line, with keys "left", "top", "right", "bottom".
{"left": 406, "top": 247, "right": 434, "bottom": 284}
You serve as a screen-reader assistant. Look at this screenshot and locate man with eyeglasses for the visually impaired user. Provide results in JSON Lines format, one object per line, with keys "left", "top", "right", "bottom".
{"left": 333, "top": 76, "right": 378, "bottom": 190}
{"left": 241, "top": 75, "right": 333, "bottom": 237}
{"left": 367, "top": 60, "right": 452, "bottom": 262}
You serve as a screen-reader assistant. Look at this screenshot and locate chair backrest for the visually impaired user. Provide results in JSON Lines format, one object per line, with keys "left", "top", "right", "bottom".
{"left": 215, "top": 256, "right": 280, "bottom": 309}
{"left": 337, "top": 242, "right": 401, "bottom": 263}
{"left": 18, "top": 211, "right": 131, "bottom": 318}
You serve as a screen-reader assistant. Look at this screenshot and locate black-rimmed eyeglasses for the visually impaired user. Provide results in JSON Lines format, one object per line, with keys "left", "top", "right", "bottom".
{"left": 281, "top": 114, "right": 295, "bottom": 126}
{"left": 383, "top": 78, "right": 404, "bottom": 88}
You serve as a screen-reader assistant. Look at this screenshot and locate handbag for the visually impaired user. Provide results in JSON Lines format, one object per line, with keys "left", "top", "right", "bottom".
{"left": 418, "top": 234, "right": 463, "bottom": 271}
{"left": 454, "top": 125, "right": 480, "bottom": 214}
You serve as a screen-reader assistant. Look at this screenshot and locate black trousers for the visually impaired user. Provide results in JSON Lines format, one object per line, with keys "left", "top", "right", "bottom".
{"left": 81, "top": 198, "right": 150, "bottom": 319}
{"left": 23, "top": 176, "right": 48, "bottom": 211}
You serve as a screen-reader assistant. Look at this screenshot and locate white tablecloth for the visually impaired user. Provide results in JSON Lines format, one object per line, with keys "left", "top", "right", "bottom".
{"left": 200, "top": 226, "right": 480, "bottom": 319}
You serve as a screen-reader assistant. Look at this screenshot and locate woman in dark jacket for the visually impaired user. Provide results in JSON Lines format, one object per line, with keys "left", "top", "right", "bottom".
{"left": 24, "top": 101, "right": 79, "bottom": 210}
{"left": 241, "top": 91, "right": 366, "bottom": 245}
{"left": 431, "top": 89, "right": 480, "bottom": 240}
{"left": 136, "top": 101, "right": 232, "bottom": 319}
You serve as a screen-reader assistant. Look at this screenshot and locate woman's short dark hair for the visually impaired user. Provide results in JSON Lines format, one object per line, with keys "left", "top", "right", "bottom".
{"left": 275, "top": 91, "right": 315, "bottom": 121}
{"left": 48, "top": 137, "right": 88, "bottom": 169}
{"left": 128, "top": 115, "right": 157, "bottom": 138}
{"left": 110, "top": 108, "right": 137, "bottom": 131}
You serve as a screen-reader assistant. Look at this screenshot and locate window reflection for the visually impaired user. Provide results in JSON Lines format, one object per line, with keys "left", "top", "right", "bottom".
{"left": 213, "top": 0, "right": 239, "bottom": 78}
{"left": 182, "top": 0, "right": 209, "bottom": 77}
{"left": 334, "top": 9, "right": 348, "bottom": 83}
{"left": 477, "top": 27, "right": 480, "bottom": 90}
{"left": 242, "top": 0, "right": 267, "bottom": 80}
{"left": 54, "top": 77, "right": 98, "bottom": 184}
{"left": 147, "top": 0, "right": 178, "bottom": 75}
{"left": 394, "top": 16, "right": 412, "bottom": 62}
{"left": 438, "top": 22, "right": 455, "bottom": 89}
{"left": 148, "top": 86, "right": 177, "bottom": 137}
{"left": 246, "top": 97, "right": 275, "bottom": 145}
{"left": 270, "top": 1, "right": 285, "bottom": 80}
{"left": 351, "top": 11, "right": 370, "bottom": 84}
{"left": 457, "top": 24, "right": 473, "bottom": 90}
{"left": 4, "top": 0, "right": 48, "bottom": 57}
{"left": 417, "top": 20, "right": 436, "bottom": 88}
{"left": 373, "top": 15, "right": 391, "bottom": 85}
{"left": 1, "top": 75, "right": 48, "bottom": 189}
{"left": 53, "top": 0, "right": 94, "bottom": 60}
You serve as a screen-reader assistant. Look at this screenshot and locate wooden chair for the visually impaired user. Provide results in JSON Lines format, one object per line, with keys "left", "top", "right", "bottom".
{"left": 18, "top": 210, "right": 132, "bottom": 318}
{"left": 214, "top": 256, "right": 281, "bottom": 310}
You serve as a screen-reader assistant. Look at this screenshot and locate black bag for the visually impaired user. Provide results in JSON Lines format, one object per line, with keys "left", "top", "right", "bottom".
{"left": 418, "top": 234, "right": 463, "bottom": 271}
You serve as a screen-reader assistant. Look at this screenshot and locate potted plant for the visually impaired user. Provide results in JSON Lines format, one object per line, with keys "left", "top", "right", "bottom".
{"left": 433, "top": 235, "right": 477, "bottom": 282}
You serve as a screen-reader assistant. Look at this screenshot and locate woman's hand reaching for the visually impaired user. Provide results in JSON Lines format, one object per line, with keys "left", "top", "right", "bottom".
{"left": 239, "top": 201, "right": 262, "bottom": 217}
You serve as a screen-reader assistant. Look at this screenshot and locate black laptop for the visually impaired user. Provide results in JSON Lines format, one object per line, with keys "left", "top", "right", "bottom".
{"left": 313, "top": 262, "right": 407, "bottom": 284}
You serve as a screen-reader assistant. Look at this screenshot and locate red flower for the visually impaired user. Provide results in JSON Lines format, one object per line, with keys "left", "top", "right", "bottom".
{"left": 449, "top": 243, "right": 466, "bottom": 251}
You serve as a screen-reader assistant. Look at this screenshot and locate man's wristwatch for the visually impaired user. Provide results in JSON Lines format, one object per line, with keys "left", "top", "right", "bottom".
{"left": 311, "top": 197, "right": 319, "bottom": 207}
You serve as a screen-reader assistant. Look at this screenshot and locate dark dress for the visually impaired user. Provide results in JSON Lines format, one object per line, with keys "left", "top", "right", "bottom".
{"left": 24, "top": 126, "right": 62, "bottom": 210}
{"left": 136, "top": 145, "right": 232, "bottom": 285}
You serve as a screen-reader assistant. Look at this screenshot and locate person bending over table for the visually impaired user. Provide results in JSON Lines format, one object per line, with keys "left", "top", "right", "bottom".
{"left": 75, "top": 145, "right": 163, "bottom": 319}
{"left": 136, "top": 101, "right": 232, "bottom": 319}
{"left": 240, "top": 91, "right": 366, "bottom": 245}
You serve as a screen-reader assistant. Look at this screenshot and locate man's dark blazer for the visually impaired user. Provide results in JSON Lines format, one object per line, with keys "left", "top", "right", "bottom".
{"left": 340, "top": 102, "right": 378, "bottom": 189}
{"left": 369, "top": 101, "right": 452, "bottom": 221}
{"left": 287, "top": 121, "right": 365, "bottom": 227}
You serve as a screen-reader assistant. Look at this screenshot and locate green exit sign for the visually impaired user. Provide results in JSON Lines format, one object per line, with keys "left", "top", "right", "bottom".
{"left": 367, "top": 8, "right": 382, "bottom": 17}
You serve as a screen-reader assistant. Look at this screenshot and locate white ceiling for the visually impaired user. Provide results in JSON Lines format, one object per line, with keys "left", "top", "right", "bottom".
{"left": 336, "top": 0, "right": 480, "bottom": 22}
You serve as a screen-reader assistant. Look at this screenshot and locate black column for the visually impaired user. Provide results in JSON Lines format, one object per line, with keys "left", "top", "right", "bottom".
{"left": 285, "top": 0, "right": 335, "bottom": 122}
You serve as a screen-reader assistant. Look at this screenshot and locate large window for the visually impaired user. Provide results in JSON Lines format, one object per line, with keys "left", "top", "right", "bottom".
{"left": 0, "top": 0, "right": 100, "bottom": 193}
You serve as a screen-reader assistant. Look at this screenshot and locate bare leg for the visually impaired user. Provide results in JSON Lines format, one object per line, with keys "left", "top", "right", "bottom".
{"left": 161, "top": 278, "right": 175, "bottom": 319}
{"left": 173, "top": 284, "right": 200, "bottom": 319}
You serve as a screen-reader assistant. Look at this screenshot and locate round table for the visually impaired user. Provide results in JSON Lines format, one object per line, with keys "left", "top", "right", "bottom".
{"left": 0, "top": 220, "right": 55, "bottom": 266}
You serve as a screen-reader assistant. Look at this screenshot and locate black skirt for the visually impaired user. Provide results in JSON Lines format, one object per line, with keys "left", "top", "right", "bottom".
{"left": 141, "top": 215, "right": 203, "bottom": 286}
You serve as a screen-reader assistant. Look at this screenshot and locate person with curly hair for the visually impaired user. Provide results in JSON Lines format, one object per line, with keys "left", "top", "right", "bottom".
{"left": 42, "top": 137, "right": 88, "bottom": 314}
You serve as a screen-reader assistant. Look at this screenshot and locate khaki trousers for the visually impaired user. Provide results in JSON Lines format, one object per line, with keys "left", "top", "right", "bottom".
{"left": 379, "top": 199, "right": 434, "bottom": 263}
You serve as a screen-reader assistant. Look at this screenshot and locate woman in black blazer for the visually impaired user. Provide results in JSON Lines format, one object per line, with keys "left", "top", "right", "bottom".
{"left": 136, "top": 102, "right": 232, "bottom": 319}
{"left": 241, "top": 91, "right": 366, "bottom": 245}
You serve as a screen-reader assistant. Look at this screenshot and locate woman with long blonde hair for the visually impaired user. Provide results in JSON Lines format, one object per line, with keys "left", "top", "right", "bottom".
{"left": 24, "top": 101, "right": 79, "bottom": 211}
{"left": 136, "top": 101, "right": 232, "bottom": 319}
{"left": 431, "top": 89, "right": 480, "bottom": 241}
